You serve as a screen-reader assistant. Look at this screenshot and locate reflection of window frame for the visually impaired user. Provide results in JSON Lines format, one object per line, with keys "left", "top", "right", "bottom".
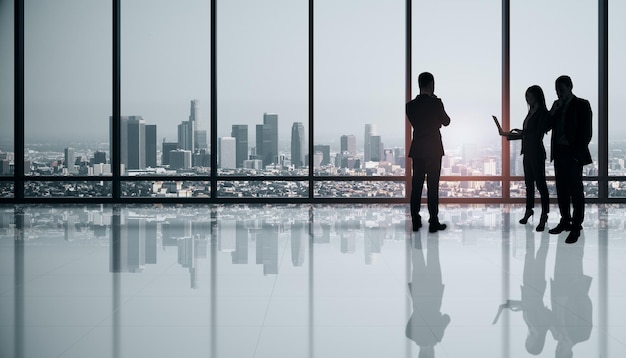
{"left": 4, "top": 0, "right": 619, "bottom": 204}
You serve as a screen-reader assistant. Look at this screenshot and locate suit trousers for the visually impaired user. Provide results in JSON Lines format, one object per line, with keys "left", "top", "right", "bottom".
{"left": 523, "top": 155, "right": 550, "bottom": 214}
{"left": 411, "top": 156, "right": 442, "bottom": 223}
{"left": 553, "top": 145, "right": 585, "bottom": 229}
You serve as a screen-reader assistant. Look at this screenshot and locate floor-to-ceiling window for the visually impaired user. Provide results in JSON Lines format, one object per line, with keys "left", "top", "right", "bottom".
{"left": 314, "top": 0, "right": 406, "bottom": 199}
{"left": 23, "top": 0, "right": 112, "bottom": 197}
{"left": 0, "top": 0, "right": 14, "bottom": 197}
{"left": 609, "top": 0, "right": 626, "bottom": 197}
{"left": 412, "top": 0, "right": 502, "bottom": 199}
{"left": 216, "top": 0, "right": 309, "bottom": 198}
{"left": 510, "top": 0, "right": 599, "bottom": 199}
{"left": 120, "top": 0, "right": 212, "bottom": 199}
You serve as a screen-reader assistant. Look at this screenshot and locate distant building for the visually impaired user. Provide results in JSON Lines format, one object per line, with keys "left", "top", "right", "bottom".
{"left": 313, "top": 145, "right": 331, "bottom": 166}
{"left": 369, "top": 135, "right": 383, "bottom": 162}
{"left": 145, "top": 124, "right": 157, "bottom": 168}
{"left": 218, "top": 137, "right": 236, "bottom": 169}
{"left": 93, "top": 151, "right": 107, "bottom": 165}
{"left": 64, "top": 147, "right": 76, "bottom": 174}
{"left": 170, "top": 149, "right": 192, "bottom": 170}
{"left": 161, "top": 141, "right": 178, "bottom": 166}
{"left": 231, "top": 124, "right": 249, "bottom": 168}
{"left": 364, "top": 124, "right": 376, "bottom": 162}
{"left": 257, "top": 113, "right": 278, "bottom": 166}
{"left": 178, "top": 120, "right": 194, "bottom": 152}
{"left": 291, "top": 122, "right": 305, "bottom": 168}
{"left": 341, "top": 134, "right": 357, "bottom": 156}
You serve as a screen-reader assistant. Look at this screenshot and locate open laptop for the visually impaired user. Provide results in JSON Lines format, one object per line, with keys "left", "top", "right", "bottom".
{"left": 492, "top": 115, "right": 504, "bottom": 135}
{"left": 492, "top": 115, "right": 521, "bottom": 140}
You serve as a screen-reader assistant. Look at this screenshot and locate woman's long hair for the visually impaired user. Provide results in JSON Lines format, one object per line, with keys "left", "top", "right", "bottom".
{"left": 526, "top": 85, "right": 547, "bottom": 111}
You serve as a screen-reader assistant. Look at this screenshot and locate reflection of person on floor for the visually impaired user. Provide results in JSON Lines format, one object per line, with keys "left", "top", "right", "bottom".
{"left": 493, "top": 227, "right": 552, "bottom": 354}
{"left": 551, "top": 234, "right": 592, "bottom": 358}
{"left": 406, "top": 234, "right": 450, "bottom": 358}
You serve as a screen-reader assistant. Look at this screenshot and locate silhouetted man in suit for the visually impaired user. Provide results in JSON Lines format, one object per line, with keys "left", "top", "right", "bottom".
{"left": 407, "top": 72, "right": 450, "bottom": 233}
{"left": 547, "top": 76, "right": 592, "bottom": 244}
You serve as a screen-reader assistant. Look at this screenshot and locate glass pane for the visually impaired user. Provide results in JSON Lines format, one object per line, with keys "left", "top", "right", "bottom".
{"left": 412, "top": 1, "right": 501, "bottom": 179}
{"left": 218, "top": 0, "right": 308, "bottom": 177}
{"left": 509, "top": 180, "right": 557, "bottom": 199}
{"left": 121, "top": 0, "right": 211, "bottom": 176}
{"left": 24, "top": 181, "right": 112, "bottom": 198}
{"left": 0, "top": 181, "right": 14, "bottom": 198}
{"left": 0, "top": 0, "right": 13, "bottom": 177}
{"left": 609, "top": 181, "right": 626, "bottom": 197}
{"left": 315, "top": 0, "right": 406, "bottom": 177}
{"left": 609, "top": 1, "right": 626, "bottom": 176}
{"left": 121, "top": 180, "right": 211, "bottom": 198}
{"left": 511, "top": 0, "right": 598, "bottom": 177}
{"left": 24, "top": 0, "right": 111, "bottom": 178}
{"left": 440, "top": 181, "right": 502, "bottom": 198}
{"left": 218, "top": 181, "right": 309, "bottom": 198}
{"left": 314, "top": 181, "right": 405, "bottom": 198}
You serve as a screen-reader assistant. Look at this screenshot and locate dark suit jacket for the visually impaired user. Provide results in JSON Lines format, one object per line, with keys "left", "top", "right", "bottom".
{"left": 509, "top": 108, "right": 550, "bottom": 161}
{"left": 406, "top": 94, "right": 451, "bottom": 158}
{"left": 549, "top": 96, "right": 593, "bottom": 165}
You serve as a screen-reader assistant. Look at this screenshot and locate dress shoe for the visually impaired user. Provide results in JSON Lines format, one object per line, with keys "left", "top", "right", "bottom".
{"left": 565, "top": 229, "right": 580, "bottom": 244}
{"left": 519, "top": 209, "right": 534, "bottom": 224}
{"left": 536, "top": 213, "right": 548, "bottom": 232}
{"left": 429, "top": 222, "right": 446, "bottom": 233}
{"left": 548, "top": 221, "right": 571, "bottom": 235}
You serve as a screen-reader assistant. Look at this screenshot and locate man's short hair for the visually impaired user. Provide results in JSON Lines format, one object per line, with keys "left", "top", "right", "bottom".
{"left": 556, "top": 75, "right": 573, "bottom": 90}
{"left": 418, "top": 72, "right": 434, "bottom": 89}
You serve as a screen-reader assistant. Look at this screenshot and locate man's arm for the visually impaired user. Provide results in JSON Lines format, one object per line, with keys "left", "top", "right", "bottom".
{"left": 439, "top": 100, "right": 451, "bottom": 127}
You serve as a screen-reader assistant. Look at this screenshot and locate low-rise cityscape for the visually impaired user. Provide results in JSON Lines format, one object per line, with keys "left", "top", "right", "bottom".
{"left": 1, "top": 98, "right": 626, "bottom": 198}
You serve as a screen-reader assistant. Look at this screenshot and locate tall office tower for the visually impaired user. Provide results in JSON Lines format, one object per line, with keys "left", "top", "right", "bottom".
{"left": 190, "top": 99, "right": 200, "bottom": 126}
{"left": 145, "top": 124, "right": 157, "bottom": 168}
{"left": 255, "top": 124, "right": 264, "bottom": 162}
{"left": 369, "top": 135, "right": 383, "bottom": 162}
{"left": 161, "top": 141, "right": 178, "bottom": 166}
{"left": 341, "top": 134, "right": 357, "bottom": 156}
{"left": 231, "top": 124, "right": 249, "bottom": 168}
{"left": 93, "top": 151, "right": 107, "bottom": 164}
{"left": 178, "top": 119, "right": 195, "bottom": 152}
{"left": 364, "top": 124, "right": 377, "bottom": 161}
{"left": 261, "top": 113, "right": 278, "bottom": 166}
{"left": 218, "top": 137, "right": 236, "bottom": 169}
{"left": 313, "top": 145, "right": 331, "bottom": 166}
{"left": 145, "top": 221, "right": 157, "bottom": 265}
{"left": 127, "top": 117, "right": 146, "bottom": 170}
{"left": 64, "top": 147, "right": 76, "bottom": 174}
{"left": 170, "top": 149, "right": 192, "bottom": 170}
{"left": 291, "top": 122, "right": 305, "bottom": 168}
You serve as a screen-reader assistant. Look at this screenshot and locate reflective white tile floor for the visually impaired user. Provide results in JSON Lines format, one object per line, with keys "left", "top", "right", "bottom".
{"left": 1, "top": 204, "right": 625, "bottom": 358}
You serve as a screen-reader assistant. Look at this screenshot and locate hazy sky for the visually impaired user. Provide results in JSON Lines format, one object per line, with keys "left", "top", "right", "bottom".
{"left": 1, "top": 0, "right": 625, "bottom": 152}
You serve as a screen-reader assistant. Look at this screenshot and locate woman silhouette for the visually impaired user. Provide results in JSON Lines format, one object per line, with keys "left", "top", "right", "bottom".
{"left": 504, "top": 85, "right": 551, "bottom": 231}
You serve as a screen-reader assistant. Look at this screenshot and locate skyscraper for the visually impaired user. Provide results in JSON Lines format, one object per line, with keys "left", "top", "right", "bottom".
{"left": 178, "top": 120, "right": 194, "bottom": 152}
{"left": 260, "top": 113, "right": 278, "bottom": 166}
{"left": 369, "top": 135, "right": 383, "bottom": 162}
{"left": 64, "top": 147, "right": 76, "bottom": 174}
{"left": 340, "top": 134, "right": 356, "bottom": 156}
{"left": 231, "top": 124, "right": 249, "bottom": 168}
{"left": 189, "top": 99, "right": 207, "bottom": 151}
{"left": 364, "top": 124, "right": 377, "bottom": 162}
{"left": 127, "top": 117, "right": 146, "bottom": 170}
{"left": 145, "top": 124, "right": 157, "bottom": 168}
{"left": 291, "top": 122, "right": 305, "bottom": 168}
{"left": 218, "top": 137, "right": 236, "bottom": 169}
